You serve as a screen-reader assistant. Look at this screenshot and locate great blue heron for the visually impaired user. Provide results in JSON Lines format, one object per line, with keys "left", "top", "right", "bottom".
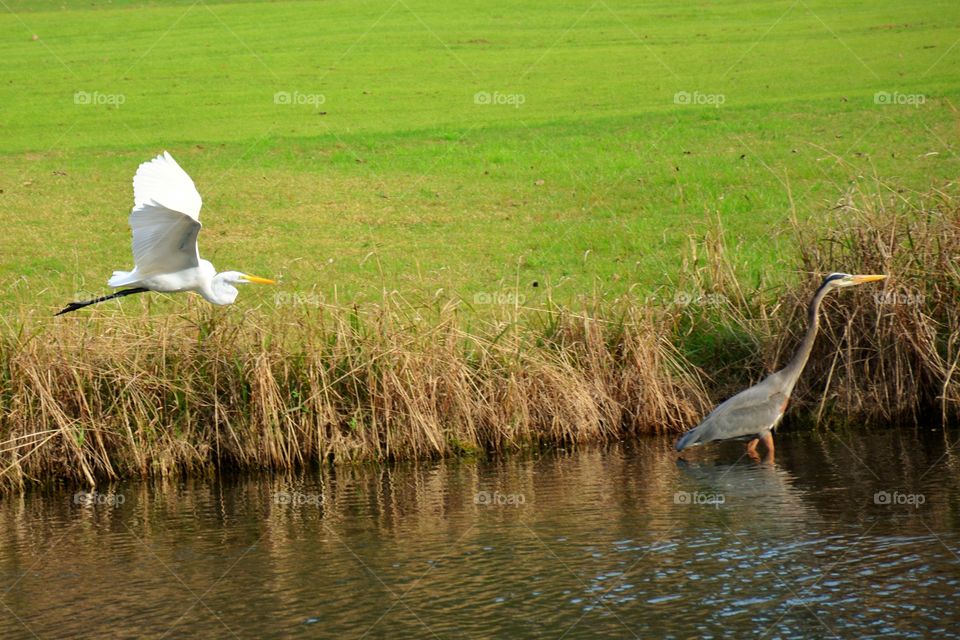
{"left": 674, "top": 273, "right": 887, "bottom": 459}
{"left": 56, "top": 151, "right": 275, "bottom": 316}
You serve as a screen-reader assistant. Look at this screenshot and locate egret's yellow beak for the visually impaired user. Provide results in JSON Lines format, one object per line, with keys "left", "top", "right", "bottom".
{"left": 852, "top": 274, "right": 888, "bottom": 284}
{"left": 241, "top": 274, "right": 277, "bottom": 285}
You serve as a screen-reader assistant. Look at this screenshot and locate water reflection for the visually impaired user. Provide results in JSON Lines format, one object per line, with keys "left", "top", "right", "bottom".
{"left": 676, "top": 457, "right": 814, "bottom": 526}
{"left": 0, "top": 429, "right": 958, "bottom": 638}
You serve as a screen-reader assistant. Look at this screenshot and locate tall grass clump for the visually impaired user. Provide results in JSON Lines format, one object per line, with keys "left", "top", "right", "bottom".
{"left": 671, "top": 180, "right": 960, "bottom": 427}
{"left": 779, "top": 182, "right": 960, "bottom": 425}
{"left": 0, "top": 296, "right": 707, "bottom": 491}
{"left": 0, "top": 181, "right": 957, "bottom": 491}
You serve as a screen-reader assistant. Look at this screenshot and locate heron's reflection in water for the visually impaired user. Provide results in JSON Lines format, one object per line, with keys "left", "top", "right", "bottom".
{"left": 675, "top": 456, "right": 814, "bottom": 527}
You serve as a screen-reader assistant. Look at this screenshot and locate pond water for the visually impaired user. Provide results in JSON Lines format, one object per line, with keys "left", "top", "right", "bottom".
{"left": 1, "top": 428, "right": 959, "bottom": 638}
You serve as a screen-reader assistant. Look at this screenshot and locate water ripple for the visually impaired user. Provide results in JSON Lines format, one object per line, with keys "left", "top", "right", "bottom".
{"left": 0, "top": 431, "right": 958, "bottom": 637}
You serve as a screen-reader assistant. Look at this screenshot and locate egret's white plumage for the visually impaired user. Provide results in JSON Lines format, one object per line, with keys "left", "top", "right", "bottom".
{"left": 109, "top": 151, "right": 203, "bottom": 288}
{"left": 57, "top": 151, "right": 274, "bottom": 316}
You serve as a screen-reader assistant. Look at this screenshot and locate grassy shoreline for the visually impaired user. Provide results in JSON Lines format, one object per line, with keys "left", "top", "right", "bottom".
{"left": 1, "top": 182, "right": 956, "bottom": 491}
{"left": 3, "top": 0, "right": 959, "bottom": 489}
{"left": 4, "top": 0, "right": 960, "bottom": 310}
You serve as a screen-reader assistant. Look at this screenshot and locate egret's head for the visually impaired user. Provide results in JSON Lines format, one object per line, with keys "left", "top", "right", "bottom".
{"left": 210, "top": 271, "right": 276, "bottom": 305}
{"left": 821, "top": 272, "right": 888, "bottom": 289}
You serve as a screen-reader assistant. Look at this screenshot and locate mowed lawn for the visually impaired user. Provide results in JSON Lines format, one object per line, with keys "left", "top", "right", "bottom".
{"left": 1, "top": 0, "right": 958, "bottom": 312}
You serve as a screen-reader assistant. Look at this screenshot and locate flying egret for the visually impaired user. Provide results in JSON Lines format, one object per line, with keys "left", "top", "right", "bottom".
{"left": 674, "top": 273, "right": 887, "bottom": 460}
{"left": 57, "top": 151, "right": 275, "bottom": 316}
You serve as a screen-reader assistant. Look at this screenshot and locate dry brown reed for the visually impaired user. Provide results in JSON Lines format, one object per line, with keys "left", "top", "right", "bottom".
{"left": 779, "top": 182, "right": 960, "bottom": 424}
{"left": 0, "top": 295, "right": 707, "bottom": 491}
{"left": 673, "top": 180, "right": 960, "bottom": 426}
{"left": 0, "top": 181, "right": 956, "bottom": 490}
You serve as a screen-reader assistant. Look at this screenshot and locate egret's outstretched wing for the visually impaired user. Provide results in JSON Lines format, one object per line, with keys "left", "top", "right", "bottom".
{"left": 128, "top": 151, "right": 203, "bottom": 275}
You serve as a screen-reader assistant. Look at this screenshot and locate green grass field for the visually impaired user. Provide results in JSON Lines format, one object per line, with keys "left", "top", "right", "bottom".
{"left": 2, "top": 0, "right": 958, "bottom": 313}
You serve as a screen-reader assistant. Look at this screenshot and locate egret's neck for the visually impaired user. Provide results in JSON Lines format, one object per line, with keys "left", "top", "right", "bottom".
{"left": 777, "top": 282, "right": 833, "bottom": 392}
{"left": 200, "top": 268, "right": 238, "bottom": 305}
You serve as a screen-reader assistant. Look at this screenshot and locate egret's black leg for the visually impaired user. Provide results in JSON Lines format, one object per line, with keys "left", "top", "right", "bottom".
{"left": 55, "top": 287, "right": 151, "bottom": 316}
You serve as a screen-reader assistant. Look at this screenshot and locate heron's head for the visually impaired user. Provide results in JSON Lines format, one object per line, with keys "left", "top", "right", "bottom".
{"left": 821, "top": 272, "right": 888, "bottom": 289}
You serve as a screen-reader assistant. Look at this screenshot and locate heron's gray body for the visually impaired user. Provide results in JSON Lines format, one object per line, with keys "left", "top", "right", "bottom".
{"left": 675, "top": 372, "right": 790, "bottom": 450}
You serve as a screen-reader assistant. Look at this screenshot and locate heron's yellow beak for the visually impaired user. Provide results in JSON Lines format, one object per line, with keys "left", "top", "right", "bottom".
{"left": 852, "top": 274, "right": 888, "bottom": 285}
{"left": 241, "top": 274, "right": 276, "bottom": 285}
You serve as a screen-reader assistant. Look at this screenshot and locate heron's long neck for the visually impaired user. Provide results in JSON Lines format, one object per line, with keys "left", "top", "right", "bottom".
{"left": 777, "top": 282, "right": 832, "bottom": 391}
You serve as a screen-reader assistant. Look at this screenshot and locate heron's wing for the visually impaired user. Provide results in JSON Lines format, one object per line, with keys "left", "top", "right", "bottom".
{"left": 128, "top": 152, "right": 203, "bottom": 275}
{"left": 710, "top": 391, "right": 787, "bottom": 438}
{"left": 677, "top": 378, "right": 788, "bottom": 449}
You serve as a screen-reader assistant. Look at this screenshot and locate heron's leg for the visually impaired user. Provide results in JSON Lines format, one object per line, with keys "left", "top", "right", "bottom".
{"left": 746, "top": 438, "right": 760, "bottom": 454}
{"left": 761, "top": 431, "right": 775, "bottom": 453}
{"left": 759, "top": 432, "right": 775, "bottom": 463}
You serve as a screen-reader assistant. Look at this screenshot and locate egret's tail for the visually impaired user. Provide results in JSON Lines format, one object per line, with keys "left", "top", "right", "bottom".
{"left": 108, "top": 270, "right": 140, "bottom": 288}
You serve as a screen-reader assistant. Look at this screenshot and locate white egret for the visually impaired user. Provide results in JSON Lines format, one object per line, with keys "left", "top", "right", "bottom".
{"left": 57, "top": 151, "right": 275, "bottom": 316}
